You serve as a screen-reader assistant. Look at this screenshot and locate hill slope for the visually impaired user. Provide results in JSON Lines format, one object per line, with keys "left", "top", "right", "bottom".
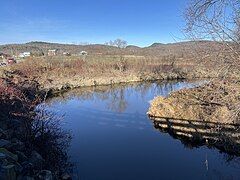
{"left": 0, "top": 41, "right": 222, "bottom": 57}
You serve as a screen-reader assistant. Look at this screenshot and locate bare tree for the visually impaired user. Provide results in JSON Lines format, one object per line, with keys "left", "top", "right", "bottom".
{"left": 235, "top": 18, "right": 240, "bottom": 42}
{"left": 185, "top": 0, "right": 239, "bottom": 41}
{"left": 104, "top": 40, "right": 115, "bottom": 46}
{"left": 185, "top": 0, "right": 240, "bottom": 75}
{"left": 184, "top": 0, "right": 240, "bottom": 124}
{"left": 105, "top": 39, "right": 128, "bottom": 48}
{"left": 114, "top": 39, "right": 128, "bottom": 48}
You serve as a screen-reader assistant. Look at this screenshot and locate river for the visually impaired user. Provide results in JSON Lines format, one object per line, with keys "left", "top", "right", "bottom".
{"left": 45, "top": 80, "right": 240, "bottom": 180}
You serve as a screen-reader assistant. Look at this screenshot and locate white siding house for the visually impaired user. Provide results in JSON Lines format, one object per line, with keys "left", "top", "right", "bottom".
{"left": 19, "top": 52, "right": 31, "bottom": 58}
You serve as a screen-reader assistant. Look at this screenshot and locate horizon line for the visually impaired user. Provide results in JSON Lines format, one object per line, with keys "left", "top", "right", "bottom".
{"left": 0, "top": 39, "right": 214, "bottom": 48}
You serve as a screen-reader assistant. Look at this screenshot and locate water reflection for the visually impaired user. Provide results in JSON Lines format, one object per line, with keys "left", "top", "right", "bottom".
{"left": 151, "top": 117, "right": 240, "bottom": 156}
{"left": 47, "top": 80, "right": 196, "bottom": 113}
{"left": 46, "top": 80, "right": 240, "bottom": 180}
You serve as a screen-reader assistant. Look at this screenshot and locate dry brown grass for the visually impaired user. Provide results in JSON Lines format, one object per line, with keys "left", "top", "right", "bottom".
{"left": 11, "top": 55, "right": 198, "bottom": 80}
{"left": 148, "top": 80, "right": 240, "bottom": 124}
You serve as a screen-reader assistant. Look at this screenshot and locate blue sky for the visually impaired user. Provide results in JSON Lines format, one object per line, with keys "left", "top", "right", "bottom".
{"left": 0, "top": 0, "right": 188, "bottom": 46}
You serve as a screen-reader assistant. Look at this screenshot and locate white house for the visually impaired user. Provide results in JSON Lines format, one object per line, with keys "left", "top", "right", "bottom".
{"left": 23, "top": 52, "right": 31, "bottom": 57}
{"left": 19, "top": 52, "right": 31, "bottom": 58}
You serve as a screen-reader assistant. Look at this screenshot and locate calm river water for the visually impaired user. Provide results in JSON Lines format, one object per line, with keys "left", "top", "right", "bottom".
{"left": 46, "top": 81, "right": 240, "bottom": 180}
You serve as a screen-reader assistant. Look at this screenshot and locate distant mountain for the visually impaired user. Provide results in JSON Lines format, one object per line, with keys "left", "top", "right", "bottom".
{"left": 0, "top": 41, "right": 223, "bottom": 58}
{"left": 26, "top": 41, "right": 56, "bottom": 45}
{"left": 149, "top": 43, "right": 165, "bottom": 47}
{"left": 126, "top": 45, "right": 141, "bottom": 49}
{"left": 0, "top": 41, "right": 120, "bottom": 55}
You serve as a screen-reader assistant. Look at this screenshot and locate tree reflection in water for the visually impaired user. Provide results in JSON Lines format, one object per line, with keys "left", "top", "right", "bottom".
{"left": 47, "top": 80, "right": 195, "bottom": 113}
{"left": 45, "top": 80, "right": 240, "bottom": 179}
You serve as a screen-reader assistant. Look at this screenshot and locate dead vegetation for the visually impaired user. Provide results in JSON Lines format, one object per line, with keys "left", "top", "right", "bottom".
{"left": 148, "top": 0, "right": 240, "bottom": 125}
{"left": 0, "top": 72, "right": 71, "bottom": 178}
{"left": 148, "top": 80, "right": 240, "bottom": 124}
{"left": 6, "top": 51, "right": 223, "bottom": 92}
{"left": 6, "top": 56, "right": 189, "bottom": 90}
{"left": 148, "top": 79, "right": 240, "bottom": 155}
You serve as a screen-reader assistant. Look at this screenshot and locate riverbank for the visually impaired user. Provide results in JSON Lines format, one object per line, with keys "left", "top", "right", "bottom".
{"left": 0, "top": 56, "right": 234, "bottom": 179}
{"left": 8, "top": 56, "right": 220, "bottom": 92}
{"left": 0, "top": 64, "right": 215, "bottom": 179}
{"left": 148, "top": 80, "right": 240, "bottom": 124}
{"left": 148, "top": 80, "right": 240, "bottom": 154}
{"left": 0, "top": 73, "right": 72, "bottom": 179}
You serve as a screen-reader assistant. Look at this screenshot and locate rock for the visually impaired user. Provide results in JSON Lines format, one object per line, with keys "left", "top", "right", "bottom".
{"left": 0, "top": 164, "right": 17, "bottom": 180}
{"left": 0, "top": 139, "right": 11, "bottom": 148}
{"left": 62, "top": 173, "right": 72, "bottom": 180}
{"left": 37, "top": 170, "right": 53, "bottom": 180}
{"left": 0, "top": 148, "right": 18, "bottom": 162}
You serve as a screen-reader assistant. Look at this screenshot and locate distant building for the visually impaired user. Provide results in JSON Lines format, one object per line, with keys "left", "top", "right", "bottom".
{"left": 80, "top": 51, "right": 88, "bottom": 55}
{"left": 23, "top": 52, "right": 31, "bottom": 57}
{"left": 48, "top": 49, "right": 57, "bottom": 56}
{"left": 63, "top": 52, "right": 71, "bottom": 56}
{"left": 18, "top": 52, "right": 31, "bottom": 58}
{"left": 18, "top": 54, "right": 25, "bottom": 58}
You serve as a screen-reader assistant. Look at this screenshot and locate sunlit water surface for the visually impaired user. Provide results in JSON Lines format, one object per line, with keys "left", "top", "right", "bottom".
{"left": 46, "top": 81, "right": 240, "bottom": 180}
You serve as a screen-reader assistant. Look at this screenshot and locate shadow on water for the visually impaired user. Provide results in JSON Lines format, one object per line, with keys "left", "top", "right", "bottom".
{"left": 149, "top": 116, "right": 240, "bottom": 179}
{"left": 150, "top": 117, "right": 240, "bottom": 156}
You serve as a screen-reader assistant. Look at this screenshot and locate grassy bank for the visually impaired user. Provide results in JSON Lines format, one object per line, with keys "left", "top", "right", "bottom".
{"left": 148, "top": 80, "right": 240, "bottom": 124}
{"left": 0, "top": 53, "right": 236, "bottom": 178}
{"left": 147, "top": 79, "right": 240, "bottom": 154}
{"left": 7, "top": 55, "right": 220, "bottom": 93}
